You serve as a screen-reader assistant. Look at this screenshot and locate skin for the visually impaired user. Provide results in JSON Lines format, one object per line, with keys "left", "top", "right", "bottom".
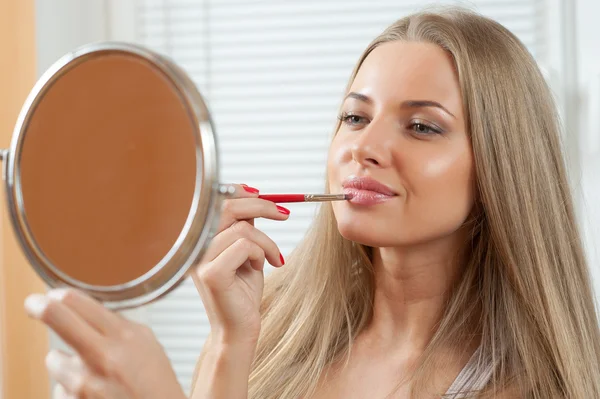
{"left": 314, "top": 41, "right": 477, "bottom": 398}
{"left": 24, "top": 184, "right": 288, "bottom": 399}
{"left": 24, "top": 289, "right": 186, "bottom": 399}
{"left": 23, "top": 41, "right": 478, "bottom": 399}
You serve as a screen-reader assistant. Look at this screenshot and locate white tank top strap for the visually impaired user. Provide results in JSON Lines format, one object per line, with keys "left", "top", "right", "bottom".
{"left": 444, "top": 346, "right": 494, "bottom": 397}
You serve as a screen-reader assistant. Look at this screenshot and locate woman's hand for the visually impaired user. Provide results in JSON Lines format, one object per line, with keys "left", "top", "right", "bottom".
{"left": 24, "top": 288, "right": 185, "bottom": 399}
{"left": 192, "top": 183, "right": 289, "bottom": 345}
{"left": 188, "top": 184, "right": 289, "bottom": 398}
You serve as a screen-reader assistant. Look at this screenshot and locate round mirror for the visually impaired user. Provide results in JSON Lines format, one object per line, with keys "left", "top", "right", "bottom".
{"left": 4, "top": 42, "right": 224, "bottom": 309}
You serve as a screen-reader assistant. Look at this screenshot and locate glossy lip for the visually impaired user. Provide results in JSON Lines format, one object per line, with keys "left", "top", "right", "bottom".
{"left": 341, "top": 176, "right": 398, "bottom": 205}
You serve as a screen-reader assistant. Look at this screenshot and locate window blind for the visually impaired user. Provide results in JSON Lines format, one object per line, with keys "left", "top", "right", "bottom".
{"left": 129, "top": 0, "right": 550, "bottom": 392}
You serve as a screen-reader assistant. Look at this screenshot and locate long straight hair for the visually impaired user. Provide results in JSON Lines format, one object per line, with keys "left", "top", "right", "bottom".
{"left": 203, "top": 7, "right": 600, "bottom": 398}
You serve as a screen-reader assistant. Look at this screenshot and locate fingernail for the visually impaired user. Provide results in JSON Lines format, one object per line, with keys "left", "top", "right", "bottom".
{"left": 241, "top": 184, "right": 259, "bottom": 194}
{"left": 45, "top": 350, "right": 62, "bottom": 371}
{"left": 276, "top": 205, "right": 290, "bottom": 215}
{"left": 24, "top": 294, "right": 49, "bottom": 318}
{"left": 279, "top": 253, "right": 285, "bottom": 265}
{"left": 47, "top": 288, "right": 69, "bottom": 302}
{"left": 54, "top": 384, "right": 71, "bottom": 399}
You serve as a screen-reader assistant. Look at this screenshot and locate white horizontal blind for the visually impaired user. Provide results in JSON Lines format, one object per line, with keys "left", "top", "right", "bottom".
{"left": 131, "top": 0, "right": 549, "bottom": 392}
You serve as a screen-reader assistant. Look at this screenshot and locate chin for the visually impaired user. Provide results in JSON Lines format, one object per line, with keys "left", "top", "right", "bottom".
{"left": 336, "top": 217, "right": 399, "bottom": 247}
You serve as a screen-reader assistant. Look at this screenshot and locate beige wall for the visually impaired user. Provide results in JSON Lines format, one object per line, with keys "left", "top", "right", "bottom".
{"left": 0, "top": 1, "right": 50, "bottom": 398}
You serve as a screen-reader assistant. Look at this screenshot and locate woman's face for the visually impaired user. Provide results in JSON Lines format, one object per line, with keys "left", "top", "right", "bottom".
{"left": 328, "top": 41, "right": 475, "bottom": 247}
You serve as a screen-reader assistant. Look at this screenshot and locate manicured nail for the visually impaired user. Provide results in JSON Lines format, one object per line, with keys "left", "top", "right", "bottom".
{"left": 279, "top": 253, "right": 285, "bottom": 265}
{"left": 47, "top": 288, "right": 69, "bottom": 302}
{"left": 24, "top": 294, "right": 49, "bottom": 318}
{"left": 276, "top": 205, "right": 290, "bottom": 215}
{"left": 53, "top": 383, "right": 70, "bottom": 399}
{"left": 241, "top": 184, "right": 259, "bottom": 194}
{"left": 45, "top": 350, "right": 63, "bottom": 371}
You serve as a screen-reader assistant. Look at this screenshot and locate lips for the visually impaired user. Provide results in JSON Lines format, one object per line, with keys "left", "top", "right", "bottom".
{"left": 341, "top": 176, "right": 398, "bottom": 205}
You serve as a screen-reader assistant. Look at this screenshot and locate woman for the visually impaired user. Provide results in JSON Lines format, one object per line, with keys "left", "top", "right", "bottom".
{"left": 25, "top": 7, "right": 600, "bottom": 399}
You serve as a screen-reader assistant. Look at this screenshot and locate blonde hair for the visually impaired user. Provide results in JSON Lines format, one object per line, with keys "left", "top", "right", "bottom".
{"left": 206, "top": 7, "right": 600, "bottom": 399}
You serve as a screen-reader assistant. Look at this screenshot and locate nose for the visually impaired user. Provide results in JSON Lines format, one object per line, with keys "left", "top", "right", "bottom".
{"left": 350, "top": 118, "right": 393, "bottom": 168}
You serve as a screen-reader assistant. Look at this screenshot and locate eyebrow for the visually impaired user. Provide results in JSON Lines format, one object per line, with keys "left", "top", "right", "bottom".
{"left": 345, "top": 92, "right": 456, "bottom": 119}
{"left": 402, "top": 100, "right": 456, "bottom": 119}
{"left": 345, "top": 92, "right": 373, "bottom": 104}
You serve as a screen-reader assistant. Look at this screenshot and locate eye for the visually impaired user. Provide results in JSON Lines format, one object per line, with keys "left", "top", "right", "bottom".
{"left": 338, "top": 112, "right": 369, "bottom": 127}
{"left": 409, "top": 121, "right": 443, "bottom": 135}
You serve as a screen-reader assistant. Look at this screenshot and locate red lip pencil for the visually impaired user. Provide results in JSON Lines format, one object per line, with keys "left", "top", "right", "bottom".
{"left": 218, "top": 185, "right": 352, "bottom": 202}
{"left": 258, "top": 193, "right": 352, "bottom": 203}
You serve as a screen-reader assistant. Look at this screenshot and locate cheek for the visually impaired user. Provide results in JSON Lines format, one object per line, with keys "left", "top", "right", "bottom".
{"left": 424, "top": 151, "right": 473, "bottom": 192}
{"left": 421, "top": 153, "right": 461, "bottom": 177}
{"left": 327, "top": 137, "right": 348, "bottom": 185}
{"left": 328, "top": 137, "right": 347, "bottom": 165}
{"left": 409, "top": 147, "right": 475, "bottom": 227}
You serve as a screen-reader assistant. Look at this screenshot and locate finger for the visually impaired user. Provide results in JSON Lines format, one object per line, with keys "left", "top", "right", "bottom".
{"left": 46, "top": 288, "right": 122, "bottom": 336}
{"left": 232, "top": 238, "right": 265, "bottom": 271}
{"left": 48, "top": 351, "right": 128, "bottom": 399}
{"left": 218, "top": 197, "right": 289, "bottom": 231}
{"left": 25, "top": 294, "right": 105, "bottom": 365}
{"left": 219, "top": 183, "right": 261, "bottom": 229}
{"left": 223, "top": 238, "right": 265, "bottom": 272}
{"left": 46, "top": 350, "right": 85, "bottom": 395}
{"left": 53, "top": 383, "right": 76, "bottom": 399}
{"left": 203, "top": 220, "right": 284, "bottom": 267}
{"left": 226, "top": 183, "right": 260, "bottom": 198}
{"left": 196, "top": 238, "right": 265, "bottom": 294}
{"left": 193, "top": 238, "right": 265, "bottom": 299}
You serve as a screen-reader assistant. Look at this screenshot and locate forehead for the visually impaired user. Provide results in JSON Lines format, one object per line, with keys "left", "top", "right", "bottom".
{"left": 350, "top": 41, "right": 461, "bottom": 107}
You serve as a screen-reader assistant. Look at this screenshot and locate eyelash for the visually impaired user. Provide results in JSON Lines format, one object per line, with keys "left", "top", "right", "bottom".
{"left": 338, "top": 112, "right": 366, "bottom": 126}
{"left": 337, "top": 112, "right": 444, "bottom": 135}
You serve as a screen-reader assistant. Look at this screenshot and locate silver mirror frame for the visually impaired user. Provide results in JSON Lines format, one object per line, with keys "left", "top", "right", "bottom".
{"left": 1, "top": 42, "right": 224, "bottom": 310}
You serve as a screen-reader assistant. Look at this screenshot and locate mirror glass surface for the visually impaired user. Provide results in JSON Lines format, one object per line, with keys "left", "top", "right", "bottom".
{"left": 18, "top": 52, "right": 198, "bottom": 287}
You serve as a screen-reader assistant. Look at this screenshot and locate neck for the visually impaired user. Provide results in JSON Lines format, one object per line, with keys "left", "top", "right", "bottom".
{"left": 360, "top": 233, "right": 469, "bottom": 355}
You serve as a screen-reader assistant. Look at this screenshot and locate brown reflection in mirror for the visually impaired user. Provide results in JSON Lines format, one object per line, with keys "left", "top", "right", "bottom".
{"left": 19, "top": 52, "right": 197, "bottom": 286}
